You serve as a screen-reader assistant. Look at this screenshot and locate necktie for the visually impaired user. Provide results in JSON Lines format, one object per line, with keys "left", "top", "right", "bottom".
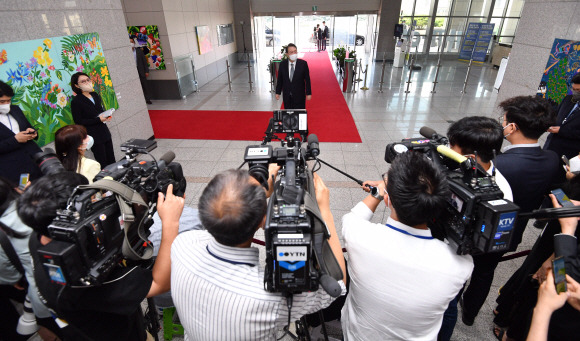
{"left": 290, "top": 63, "right": 294, "bottom": 82}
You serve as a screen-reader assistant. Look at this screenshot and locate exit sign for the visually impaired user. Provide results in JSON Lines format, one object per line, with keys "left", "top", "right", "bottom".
{"left": 312, "top": 5, "right": 318, "bottom": 11}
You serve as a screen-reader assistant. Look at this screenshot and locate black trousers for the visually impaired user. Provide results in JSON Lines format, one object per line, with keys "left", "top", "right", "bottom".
{"left": 461, "top": 252, "right": 506, "bottom": 321}
{"left": 139, "top": 73, "right": 150, "bottom": 101}
{"left": 92, "top": 139, "right": 116, "bottom": 168}
{"left": 0, "top": 285, "right": 29, "bottom": 341}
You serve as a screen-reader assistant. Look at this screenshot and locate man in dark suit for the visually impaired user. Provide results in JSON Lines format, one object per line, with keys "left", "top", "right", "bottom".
{"left": 275, "top": 43, "right": 312, "bottom": 109}
{"left": 460, "top": 96, "right": 560, "bottom": 327}
{"left": 322, "top": 21, "right": 329, "bottom": 51}
{"left": 130, "top": 35, "right": 152, "bottom": 105}
{"left": 544, "top": 73, "right": 580, "bottom": 161}
{"left": 0, "top": 81, "right": 42, "bottom": 185}
{"left": 316, "top": 24, "right": 323, "bottom": 52}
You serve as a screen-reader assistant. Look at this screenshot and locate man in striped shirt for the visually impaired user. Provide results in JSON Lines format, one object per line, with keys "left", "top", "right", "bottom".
{"left": 171, "top": 169, "right": 346, "bottom": 340}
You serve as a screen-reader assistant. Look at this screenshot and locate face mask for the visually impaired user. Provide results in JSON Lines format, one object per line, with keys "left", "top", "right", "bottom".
{"left": 571, "top": 90, "right": 580, "bottom": 103}
{"left": 82, "top": 135, "right": 94, "bottom": 151}
{"left": 0, "top": 103, "right": 10, "bottom": 114}
{"left": 130, "top": 43, "right": 135, "bottom": 48}
{"left": 289, "top": 54, "right": 298, "bottom": 62}
{"left": 79, "top": 82, "right": 93, "bottom": 92}
{"left": 503, "top": 123, "right": 515, "bottom": 140}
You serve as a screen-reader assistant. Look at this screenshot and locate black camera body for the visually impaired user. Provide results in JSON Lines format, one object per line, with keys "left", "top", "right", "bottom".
{"left": 36, "top": 139, "right": 186, "bottom": 286}
{"left": 385, "top": 134, "right": 519, "bottom": 255}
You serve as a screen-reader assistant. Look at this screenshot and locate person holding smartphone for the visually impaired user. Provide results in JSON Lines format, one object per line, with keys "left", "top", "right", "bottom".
{"left": 0, "top": 81, "right": 42, "bottom": 186}
{"left": 70, "top": 72, "right": 116, "bottom": 167}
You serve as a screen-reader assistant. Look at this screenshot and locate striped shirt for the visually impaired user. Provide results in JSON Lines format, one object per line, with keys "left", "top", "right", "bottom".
{"left": 171, "top": 230, "right": 345, "bottom": 340}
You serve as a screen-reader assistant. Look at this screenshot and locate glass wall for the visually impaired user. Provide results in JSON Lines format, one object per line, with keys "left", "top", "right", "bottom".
{"left": 400, "top": 0, "right": 524, "bottom": 55}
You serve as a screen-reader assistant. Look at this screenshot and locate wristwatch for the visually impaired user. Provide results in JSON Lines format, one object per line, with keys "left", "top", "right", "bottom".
{"left": 370, "top": 186, "right": 383, "bottom": 200}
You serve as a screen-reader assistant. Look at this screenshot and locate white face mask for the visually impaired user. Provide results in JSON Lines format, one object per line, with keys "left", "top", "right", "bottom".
{"left": 0, "top": 103, "right": 10, "bottom": 114}
{"left": 289, "top": 54, "right": 298, "bottom": 62}
{"left": 79, "top": 82, "right": 93, "bottom": 93}
{"left": 130, "top": 42, "right": 135, "bottom": 48}
{"left": 503, "top": 123, "right": 515, "bottom": 139}
{"left": 81, "top": 135, "right": 94, "bottom": 151}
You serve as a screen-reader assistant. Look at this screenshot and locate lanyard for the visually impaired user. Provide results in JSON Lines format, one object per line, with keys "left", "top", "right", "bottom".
{"left": 386, "top": 224, "right": 434, "bottom": 240}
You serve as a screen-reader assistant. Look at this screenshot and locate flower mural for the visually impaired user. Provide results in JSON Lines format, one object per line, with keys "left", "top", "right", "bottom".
{"left": 127, "top": 25, "right": 166, "bottom": 70}
{"left": 539, "top": 39, "right": 580, "bottom": 106}
{"left": 0, "top": 32, "right": 119, "bottom": 146}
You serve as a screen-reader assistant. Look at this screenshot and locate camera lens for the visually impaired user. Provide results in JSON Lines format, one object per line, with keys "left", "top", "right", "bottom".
{"left": 33, "top": 148, "right": 66, "bottom": 175}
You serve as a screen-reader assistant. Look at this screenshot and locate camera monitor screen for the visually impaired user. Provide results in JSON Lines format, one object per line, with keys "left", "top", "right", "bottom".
{"left": 273, "top": 110, "right": 307, "bottom": 134}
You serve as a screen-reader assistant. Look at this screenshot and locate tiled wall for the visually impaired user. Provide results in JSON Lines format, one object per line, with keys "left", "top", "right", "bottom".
{"left": 0, "top": 0, "right": 154, "bottom": 159}
{"left": 497, "top": 0, "right": 580, "bottom": 106}
{"left": 122, "top": 0, "right": 237, "bottom": 97}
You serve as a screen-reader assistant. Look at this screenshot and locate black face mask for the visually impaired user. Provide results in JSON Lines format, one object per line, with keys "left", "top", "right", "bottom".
{"left": 571, "top": 90, "right": 580, "bottom": 103}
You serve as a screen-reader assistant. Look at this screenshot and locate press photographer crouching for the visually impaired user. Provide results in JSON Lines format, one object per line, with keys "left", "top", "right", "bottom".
{"left": 17, "top": 139, "right": 186, "bottom": 340}
{"left": 171, "top": 168, "right": 347, "bottom": 340}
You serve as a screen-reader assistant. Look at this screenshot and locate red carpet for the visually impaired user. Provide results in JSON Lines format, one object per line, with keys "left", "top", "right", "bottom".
{"left": 148, "top": 52, "right": 361, "bottom": 142}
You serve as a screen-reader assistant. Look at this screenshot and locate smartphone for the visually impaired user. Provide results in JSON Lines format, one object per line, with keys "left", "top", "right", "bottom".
{"left": 18, "top": 173, "right": 29, "bottom": 190}
{"left": 562, "top": 155, "right": 570, "bottom": 167}
{"left": 552, "top": 256, "right": 567, "bottom": 294}
{"left": 551, "top": 188, "right": 575, "bottom": 207}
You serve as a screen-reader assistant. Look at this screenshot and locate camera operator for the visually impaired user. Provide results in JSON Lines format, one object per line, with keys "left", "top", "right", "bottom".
{"left": 17, "top": 172, "right": 184, "bottom": 341}
{"left": 341, "top": 152, "right": 473, "bottom": 341}
{"left": 171, "top": 168, "right": 346, "bottom": 340}
{"left": 461, "top": 96, "right": 561, "bottom": 327}
{"left": 447, "top": 116, "right": 513, "bottom": 201}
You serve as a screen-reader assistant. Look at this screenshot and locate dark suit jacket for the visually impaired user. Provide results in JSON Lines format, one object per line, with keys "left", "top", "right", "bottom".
{"left": 495, "top": 146, "right": 560, "bottom": 249}
{"left": 275, "top": 59, "right": 312, "bottom": 109}
{"left": 0, "top": 106, "right": 42, "bottom": 184}
{"left": 544, "top": 95, "right": 580, "bottom": 159}
{"left": 322, "top": 26, "right": 329, "bottom": 39}
{"left": 135, "top": 47, "right": 149, "bottom": 77}
{"left": 317, "top": 28, "right": 323, "bottom": 39}
{"left": 70, "top": 92, "right": 111, "bottom": 145}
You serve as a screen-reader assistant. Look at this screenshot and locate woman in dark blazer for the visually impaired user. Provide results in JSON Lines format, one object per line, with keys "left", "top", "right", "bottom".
{"left": 70, "top": 72, "right": 115, "bottom": 167}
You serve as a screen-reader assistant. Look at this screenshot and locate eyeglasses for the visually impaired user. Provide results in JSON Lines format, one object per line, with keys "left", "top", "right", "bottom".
{"left": 497, "top": 114, "right": 506, "bottom": 124}
{"left": 78, "top": 79, "right": 91, "bottom": 84}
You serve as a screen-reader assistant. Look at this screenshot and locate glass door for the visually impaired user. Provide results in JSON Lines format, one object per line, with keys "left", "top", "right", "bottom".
{"left": 273, "top": 16, "right": 295, "bottom": 57}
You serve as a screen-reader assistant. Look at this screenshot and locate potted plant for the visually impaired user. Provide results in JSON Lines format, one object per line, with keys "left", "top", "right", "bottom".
{"left": 333, "top": 46, "right": 357, "bottom": 74}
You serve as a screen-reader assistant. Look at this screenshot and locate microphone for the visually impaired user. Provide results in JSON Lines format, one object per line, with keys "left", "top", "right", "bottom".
{"left": 419, "top": 126, "right": 449, "bottom": 144}
{"left": 436, "top": 145, "right": 467, "bottom": 164}
{"left": 157, "top": 151, "right": 176, "bottom": 168}
{"left": 307, "top": 134, "right": 320, "bottom": 157}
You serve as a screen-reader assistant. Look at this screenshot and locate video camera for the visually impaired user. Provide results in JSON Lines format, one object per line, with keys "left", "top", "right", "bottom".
{"left": 385, "top": 127, "right": 519, "bottom": 255}
{"left": 243, "top": 110, "right": 342, "bottom": 297}
{"left": 33, "top": 139, "right": 186, "bottom": 286}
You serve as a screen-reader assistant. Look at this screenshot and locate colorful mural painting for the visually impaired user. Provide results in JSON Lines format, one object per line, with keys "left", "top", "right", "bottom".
{"left": 196, "top": 26, "right": 213, "bottom": 55}
{"left": 538, "top": 39, "right": 580, "bottom": 105}
{"left": 127, "top": 25, "right": 166, "bottom": 70}
{"left": 0, "top": 32, "right": 118, "bottom": 146}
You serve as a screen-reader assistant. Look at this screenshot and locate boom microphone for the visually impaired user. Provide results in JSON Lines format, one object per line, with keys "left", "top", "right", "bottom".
{"left": 420, "top": 126, "right": 449, "bottom": 144}
{"left": 307, "top": 134, "right": 320, "bottom": 157}
{"left": 158, "top": 151, "right": 176, "bottom": 168}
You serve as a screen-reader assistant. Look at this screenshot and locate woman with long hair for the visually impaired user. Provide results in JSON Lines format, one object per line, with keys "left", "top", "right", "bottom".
{"left": 55, "top": 124, "right": 101, "bottom": 183}
{"left": 70, "top": 72, "right": 115, "bottom": 167}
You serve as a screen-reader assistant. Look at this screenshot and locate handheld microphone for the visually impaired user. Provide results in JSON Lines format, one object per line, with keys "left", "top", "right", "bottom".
{"left": 419, "top": 126, "right": 449, "bottom": 145}
{"left": 307, "top": 134, "right": 320, "bottom": 157}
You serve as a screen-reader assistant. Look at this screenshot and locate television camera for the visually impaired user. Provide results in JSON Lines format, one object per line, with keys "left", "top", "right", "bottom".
{"left": 33, "top": 139, "right": 186, "bottom": 286}
{"left": 385, "top": 127, "right": 519, "bottom": 255}
{"left": 243, "top": 109, "right": 343, "bottom": 297}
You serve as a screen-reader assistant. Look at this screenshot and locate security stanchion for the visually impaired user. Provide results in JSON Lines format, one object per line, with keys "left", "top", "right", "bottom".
{"left": 461, "top": 58, "right": 473, "bottom": 94}
{"left": 246, "top": 53, "right": 254, "bottom": 93}
{"left": 360, "top": 64, "right": 369, "bottom": 91}
{"left": 226, "top": 60, "right": 233, "bottom": 92}
{"left": 378, "top": 58, "right": 386, "bottom": 93}
{"left": 355, "top": 59, "right": 363, "bottom": 82}
{"left": 404, "top": 53, "right": 415, "bottom": 94}
{"left": 431, "top": 49, "right": 442, "bottom": 94}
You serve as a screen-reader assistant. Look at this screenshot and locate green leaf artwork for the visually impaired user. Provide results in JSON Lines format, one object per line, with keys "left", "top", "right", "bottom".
{"left": 0, "top": 32, "right": 119, "bottom": 146}
{"left": 538, "top": 39, "right": 580, "bottom": 106}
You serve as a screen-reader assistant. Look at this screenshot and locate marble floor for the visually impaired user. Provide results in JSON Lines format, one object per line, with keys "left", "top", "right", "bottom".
{"left": 147, "top": 53, "right": 540, "bottom": 341}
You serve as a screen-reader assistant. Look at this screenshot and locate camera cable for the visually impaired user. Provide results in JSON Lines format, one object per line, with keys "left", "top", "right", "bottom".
{"left": 278, "top": 293, "right": 299, "bottom": 340}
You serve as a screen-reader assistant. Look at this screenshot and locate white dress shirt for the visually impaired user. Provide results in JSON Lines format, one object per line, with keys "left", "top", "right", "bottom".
{"left": 341, "top": 203, "right": 473, "bottom": 341}
{"left": 488, "top": 161, "right": 513, "bottom": 201}
{"left": 171, "top": 230, "right": 345, "bottom": 340}
{"left": 0, "top": 112, "right": 20, "bottom": 134}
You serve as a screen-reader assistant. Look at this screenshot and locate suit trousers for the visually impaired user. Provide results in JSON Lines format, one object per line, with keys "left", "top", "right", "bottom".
{"left": 139, "top": 73, "right": 150, "bottom": 101}
{"left": 92, "top": 139, "right": 116, "bottom": 168}
{"left": 461, "top": 251, "right": 506, "bottom": 321}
